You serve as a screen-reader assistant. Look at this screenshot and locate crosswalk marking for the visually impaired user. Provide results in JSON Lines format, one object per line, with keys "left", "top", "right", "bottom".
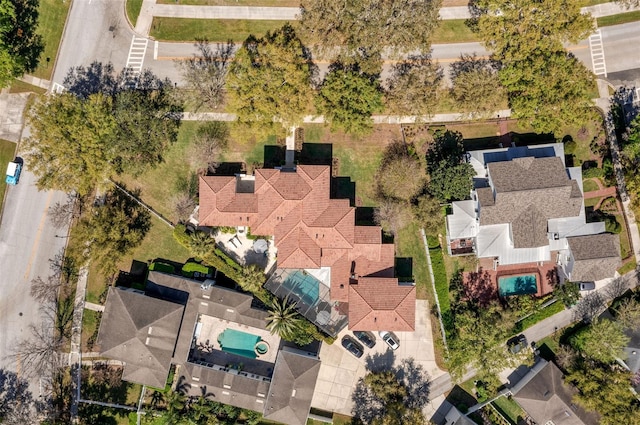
{"left": 589, "top": 29, "right": 607, "bottom": 77}
{"left": 51, "top": 82, "right": 65, "bottom": 94}
{"left": 126, "top": 36, "right": 148, "bottom": 73}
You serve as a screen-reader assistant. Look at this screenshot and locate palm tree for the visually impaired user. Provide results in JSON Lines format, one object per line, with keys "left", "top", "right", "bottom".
{"left": 187, "top": 387, "right": 215, "bottom": 425}
{"left": 188, "top": 231, "right": 215, "bottom": 260}
{"left": 239, "top": 264, "right": 266, "bottom": 293}
{"left": 162, "top": 390, "right": 186, "bottom": 424}
{"left": 266, "top": 297, "right": 302, "bottom": 339}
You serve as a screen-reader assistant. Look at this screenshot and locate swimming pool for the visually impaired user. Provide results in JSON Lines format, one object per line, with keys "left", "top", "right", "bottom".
{"left": 217, "top": 329, "right": 265, "bottom": 359}
{"left": 280, "top": 270, "right": 321, "bottom": 306}
{"left": 498, "top": 274, "right": 538, "bottom": 297}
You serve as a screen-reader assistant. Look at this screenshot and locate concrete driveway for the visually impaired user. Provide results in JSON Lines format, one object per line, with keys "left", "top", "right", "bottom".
{"left": 311, "top": 300, "right": 446, "bottom": 416}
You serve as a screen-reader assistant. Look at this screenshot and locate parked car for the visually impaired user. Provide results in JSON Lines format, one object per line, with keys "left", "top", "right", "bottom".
{"left": 507, "top": 334, "right": 527, "bottom": 354}
{"left": 341, "top": 335, "right": 364, "bottom": 358}
{"left": 379, "top": 331, "right": 400, "bottom": 350}
{"left": 353, "top": 331, "right": 376, "bottom": 348}
{"left": 5, "top": 161, "right": 22, "bottom": 185}
{"left": 579, "top": 281, "right": 596, "bottom": 291}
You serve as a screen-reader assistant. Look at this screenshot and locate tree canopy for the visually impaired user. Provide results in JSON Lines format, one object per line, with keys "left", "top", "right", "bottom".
{"left": 227, "top": 24, "right": 315, "bottom": 134}
{"left": 450, "top": 55, "right": 506, "bottom": 119}
{"left": 426, "top": 130, "right": 474, "bottom": 202}
{"left": 0, "top": 0, "right": 44, "bottom": 87}
{"left": 473, "top": 0, "right": 595, "bottom": 133}
{"left": 570, "top": 318, "right": 629, "bottom": 364}
{"left": 316, "top": 63, "right": 383, "bottom": 135}
{"left": 299, "top": 0, "right": 441, "bottom": 71}
{"left": 385, "top": 55, "right": 443, "bottom": 118}
{"left": 25, "top": 64, "right": 182, "bottom": 195}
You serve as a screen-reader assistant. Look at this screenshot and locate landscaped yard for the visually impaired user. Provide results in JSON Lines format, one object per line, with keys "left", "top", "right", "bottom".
{"left": 0, "top": 139, "right": 17, "bottom": 209}
{"left": 492, "top": 395, "right": 526, "bottom": 425}
{"left": 81, "top": 309, "right": 101, "bottom": 352}
{"left": 35, "top": 0, "right": 70, "bottom": 80}
{"left": 150, "top": 17, "right": 292, "bottom": 42}
{"left": 582, "top": 178, "right": 600, "bottom": 193}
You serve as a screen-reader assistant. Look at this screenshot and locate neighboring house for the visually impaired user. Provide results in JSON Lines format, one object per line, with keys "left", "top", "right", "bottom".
{"left": 510, "top": 359, "right": 599, "bottom": 425}
{"left": 198, "top": 164, "right": 415, "bottom": 334}
{"left": 446, "top": 143, "right": 620, "bottom": 290}
{"left": 97, "top": 271, "right": 321, "bottom": 425}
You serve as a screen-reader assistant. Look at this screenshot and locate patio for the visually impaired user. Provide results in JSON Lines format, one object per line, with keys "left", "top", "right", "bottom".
{"left": 466, "top": 259, "right": 557, "bottom": 299}
{"left": 213, "top": 229, "right": 277, "bottom": 273}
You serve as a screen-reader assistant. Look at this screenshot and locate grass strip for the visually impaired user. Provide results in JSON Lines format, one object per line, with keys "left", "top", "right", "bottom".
{"left": 0, "top": 139, "right": 17, "bottom": 210}
{"left": 597, "top": 10, "right": 640, "bottom": 27}
{"left": 126, "top": 0, "right": 144, "bottom": 27}
{"left": 431, "top": 19, "right": 478, "bottom": 43}
{"left": 150, "top": 17, "right": 293, "bottom": 42}
{"left": 157, "top": 0, "right": 300, "bottom": 5}
{"left": 35, "top": 0, "right": 70, "bottom": 80}
{"left": 514, "top": 300, "right": 565, "bottom": 332}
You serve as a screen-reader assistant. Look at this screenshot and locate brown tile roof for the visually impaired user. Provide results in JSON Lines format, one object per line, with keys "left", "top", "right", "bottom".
{"left": 199, "top": 165, "right": 400, "bottom": 330}
{"left": 348, "top": 277, "right": 415, "bottom": 331}
{"left": 568, "top": 234, "right": 621, "bottom": 281}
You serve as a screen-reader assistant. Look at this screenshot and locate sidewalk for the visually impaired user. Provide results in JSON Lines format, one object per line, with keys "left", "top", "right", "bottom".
{"left": 133, "top": 0, "right": 640, "bottom": 37}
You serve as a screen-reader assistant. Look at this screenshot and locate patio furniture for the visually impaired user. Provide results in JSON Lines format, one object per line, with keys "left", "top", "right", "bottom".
{"left": 253, "top": 239, "right": 268, "bottom": 254}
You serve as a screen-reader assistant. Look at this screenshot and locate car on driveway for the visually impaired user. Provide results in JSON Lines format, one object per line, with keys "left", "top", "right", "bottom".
{"left": 507, "top": 334, "right": 527, "bottom": 354}
{"left": 341, "top": 335, "right": 364, "bottom": 358}
{"left": 579, "top": 281, "right": 596, "bottom": 291}
{"left": 379, "top": 331, "right": 400, "bottom": 350}
{"left": 353, "top": 331, "right": 376, "bottom": 348}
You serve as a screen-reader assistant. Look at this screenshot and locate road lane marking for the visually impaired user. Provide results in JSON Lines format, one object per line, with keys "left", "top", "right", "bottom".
{"left": 589, "top": 29, "right": 607, "bottom": 77}
{"left": 126, "top": 36, "right": 149, "bottom": 73}
{"left": 23, "top": 191, "right": 54, "bottom": 280}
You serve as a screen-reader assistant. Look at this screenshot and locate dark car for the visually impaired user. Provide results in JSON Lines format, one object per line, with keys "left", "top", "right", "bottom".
{"left": 379, "top": 331, "right": 400, "bottom": 350}
{"left": 341, "top": 335, "right": 364, "bottom": 358}
{"left": 353, "top": 331, "right": 376, "bottom": 349}
{"left": 507, "top": 334, "right": 527, "bottom": 354}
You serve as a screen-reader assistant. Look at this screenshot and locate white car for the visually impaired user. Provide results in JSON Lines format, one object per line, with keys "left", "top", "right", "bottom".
{"left": 378, "top": 331, "right": 400, "bottom": 350}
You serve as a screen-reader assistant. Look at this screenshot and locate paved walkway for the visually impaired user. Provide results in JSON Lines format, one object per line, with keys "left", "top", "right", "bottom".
{"left": 133, "top": 0, "right": 640, "bottom": 37}
{"left": 0, "top": 92, "right": 29, "bottom": 143}
{"left": 583, "top": 186, "right": 616, "bottom": 200}
{"left": 69, "top": 266, "right": 88, "bottom": 423}
{"left": 182, "top": 110, "right": 513, "bottom": 124}
{"left": 84, "top": 302, "right": 105, "bottom": 312}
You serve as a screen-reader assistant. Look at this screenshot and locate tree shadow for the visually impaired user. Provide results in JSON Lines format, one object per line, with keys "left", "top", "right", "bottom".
{"left": 464, "top": 268, "right": 497, "bottom": 306}
{"left": 364, "top": 350, "right": 396, "bottom": 373}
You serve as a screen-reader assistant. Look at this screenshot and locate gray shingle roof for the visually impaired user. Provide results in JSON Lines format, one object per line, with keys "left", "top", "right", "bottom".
{"left": 97, "top": 287, "right": 184, "bottom": 388}
{"left": 568, "top": 234, "right": 621, "bottom": 281}
{"left": 479, "top": 156, "right": 582, "bottom": 248}
{"left": 263, "top": 350, "right": 321, "bottom": 425}
{"left": 513, "top": 361, "right": 599, "bottom": 425}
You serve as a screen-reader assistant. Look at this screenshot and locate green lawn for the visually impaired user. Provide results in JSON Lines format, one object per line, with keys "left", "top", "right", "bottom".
{"left": 150, "top": 17, "right": 292, "bottom": 42}
{"left": 492, "top": 396, "right": 526, "bottom": 425}
{"left": 514, "top": 301, "right": 565, "bottom": 333}
{"left": 582, "top": 178, "right": 599, "bottom": 193}
{"left": 597, "top": 10, "right": 640, "bottom": 27}
{"left": 126, "top": 0, "right": 144, "bottom": 27}
{"left": 618, "top": 257, "right": 637, "bottom": 275}
{"left": 9, "top": 80, "right": 47, "bottom": 94}
{"left": 0, "top": 139, "right": 17, "bottom": 210}
{"left": 81, "top": 309, "right": 100, "bottom": 351}
{"left": 431, "top": 19, "right": 478, "bottom": 44}
{"left": 35, "top": 0, "right": 70, "bottom": 80}
{"left": 397, "top": 223, "right": 431, "bottom": 301}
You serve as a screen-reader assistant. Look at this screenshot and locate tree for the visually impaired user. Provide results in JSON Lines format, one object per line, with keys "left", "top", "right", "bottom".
{"left": 49, "top": 193, "right": 80, "bottom": 229}
{"left": 474, "top": 0, "right": 593, "bottom": 60}
{"left": 30, "top": 275, "right": 62, "bottom": 302}
{"left": 374, "top": 200, "right": 412, "bottom": 237}
{"left": 172, "top": 192, "right": 196, "bottom": 223}
{"left": 187, "top": 231, "right": 215, "bottom": 261}
{"left": 227, "top": 24, "right": 314, "bottom": 134}
{"left": 26, "top": 65, "right": 182, "bottom": 195}
{"left": 614, "top": 297, "right": 640, "bottom": 330}
{"left": 376, "top": 155, "right": 426, "bottom": 203}
{"left": 25, "top": 93, "right": 117, "bottom": 196}
{"left": 413, "top": 194, "right": 442, "bottom": 235}
{"left": 187, "top": 388, "right": 214, "bottom": 425}
{"left": 450, "top": 55, "right": 506, "bottom": 119}
{"left": 265, "top": 297, "right": 304, "bottom": 340}
{"left": 9, "top": 322, "right": 63, "bottom": 379}
{"left": 299, "top": 0, "right": 441, "bottom": 71}
{"left": 615, "top": 0, "right": 640, "bottom": 7}
{"left": 176, "top": 39, "right": 234, "bottom": 111}
{"left": 567, "top": 360, "right": 640, "bottom": 425}
{"left": 187, "top": 121, "right": 229, "bottom": 173}
{"left": 238, "top": 264, "right": 266, "bottom": 293}
{"left": 72, "top": 187, "right": 151, "bottom": 275}
{"left": 570, "top": 318, "right": 629, "bottom": 363}
{"left": 316, "top": 63, "right": 383, "bottom": 135}
{"left": 622, "top": 114, "right": 640, "bottom": 169}
{"left": 554, "top": 281, "right": 580, "bottom": 308}
{"left": 385, "top": 55, "right": 442, "bottom": 118}
{"left": 0, "top": 0, "right": 44, "bottom": 88}
{"left": 426, "top": 130, "right": 474, "bottom": 202}
{"left": 500, "top": 49, "right": 595, "bottom": 134}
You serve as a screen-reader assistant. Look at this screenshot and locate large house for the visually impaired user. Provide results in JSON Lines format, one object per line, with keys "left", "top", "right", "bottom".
{"left": 446, "top": 143, "right": 621, "bottom": 288}
{"left": 198, "top": 164, "right": 416, "bottom": 333}
{"left": 97, "top": 271, "right": 321, "bottom": 425}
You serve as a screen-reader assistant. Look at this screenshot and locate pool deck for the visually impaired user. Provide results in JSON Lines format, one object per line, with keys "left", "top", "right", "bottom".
{"left": 465, "top": 259, "right": 557, "bottom": 299}
{"left": 192, "top": 314, "right": 281, "bottom": 374}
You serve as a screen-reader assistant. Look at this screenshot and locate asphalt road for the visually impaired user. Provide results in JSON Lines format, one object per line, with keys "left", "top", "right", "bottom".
{"left": 0, "top": 134, "right": 68, "bottom": 395}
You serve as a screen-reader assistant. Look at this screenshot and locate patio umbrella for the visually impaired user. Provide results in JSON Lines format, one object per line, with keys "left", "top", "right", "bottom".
{"left": 253, "top": 239, "right": 268, "bottom": 254}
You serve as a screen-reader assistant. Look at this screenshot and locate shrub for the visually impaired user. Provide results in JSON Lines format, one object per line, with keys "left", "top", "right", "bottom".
{"left": 564, "top": 139, "right": 577, "bottom": 155}
{"left": 149, "top": 262, "right": 175, "bottom": 274}
{"left": 582, "top": 167, "right": 604, "bottom": 179}
{"left": 182, "top": 261, "right": 211, "bottom": 276}
{"left": 605, "top": 215, "right": 622, "bottom": 234}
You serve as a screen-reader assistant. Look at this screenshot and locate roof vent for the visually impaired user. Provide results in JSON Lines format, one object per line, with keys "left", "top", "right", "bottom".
{"left": 291, "top": 389, "right": 297, "bottom": 397}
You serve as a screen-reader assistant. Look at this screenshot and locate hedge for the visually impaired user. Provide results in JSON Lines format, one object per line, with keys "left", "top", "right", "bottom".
{"left": 582, "top": 167, "right": 604, "bottom": 179}
{"left": 514, "top": 300, "right": 565, "bottom": 332}
{"left": 149, "top": 262, "right": 175, "bottom": 274}
{"left": 182, "top": 261, "right": 211, "bottom": 276}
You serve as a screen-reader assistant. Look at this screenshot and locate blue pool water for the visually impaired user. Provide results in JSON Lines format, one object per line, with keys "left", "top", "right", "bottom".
{"left": 281, "top": 270, "right": 321, "bottom": 306}
{"left": 217, "top": 329, "right": 261, "bottom": 359}
{"left": 498, "top": 274, "right": 538, "bottom": 297}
